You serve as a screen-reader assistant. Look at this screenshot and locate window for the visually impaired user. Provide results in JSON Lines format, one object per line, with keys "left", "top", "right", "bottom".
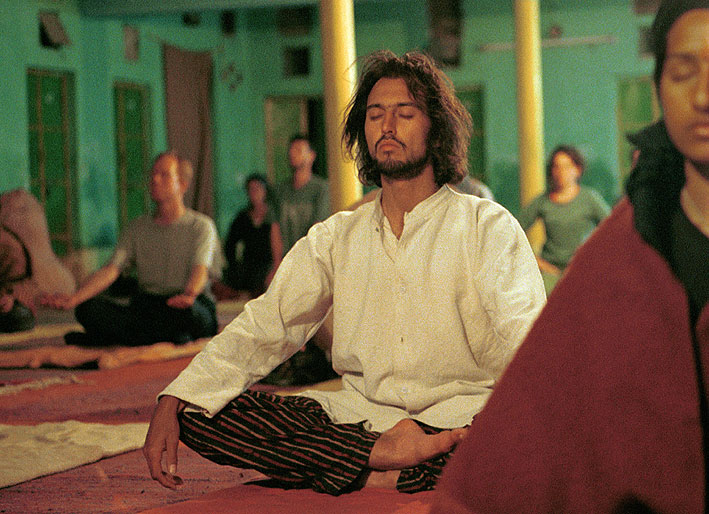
{"left": 38, "top": 12, "right": 71, "bottom": 49}
{"left": 284, "top": 47, "right": 310, "bottom": 77}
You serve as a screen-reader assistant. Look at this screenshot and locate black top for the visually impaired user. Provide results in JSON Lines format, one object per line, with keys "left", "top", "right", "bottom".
{"left": 223, "top": 208, "right": 274, "bottom": 296}
{"left": 671, "top": 207, "right": 709, "bottom": 325}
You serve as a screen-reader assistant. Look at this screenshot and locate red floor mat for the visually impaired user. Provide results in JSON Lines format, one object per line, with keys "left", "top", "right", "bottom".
{"left": 0, "top": 355, "right": 433, "bottom": 513}
{"left": 139, "top": 484, "right": 434, "bottom": 514}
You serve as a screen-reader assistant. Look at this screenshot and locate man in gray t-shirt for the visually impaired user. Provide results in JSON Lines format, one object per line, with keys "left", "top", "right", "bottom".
{"left": 42, "top": 152, "right": 220, "bottom": 347}
{"left": 274, "top": 135, "right": 330, "bottom": 253}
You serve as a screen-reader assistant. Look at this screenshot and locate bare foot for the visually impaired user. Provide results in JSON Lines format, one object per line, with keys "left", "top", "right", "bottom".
{"left": 365, "top": 470, "right": 400, "bottom": 489}
{"left": 368, "top": 419, "right": 467, "bottom": 471}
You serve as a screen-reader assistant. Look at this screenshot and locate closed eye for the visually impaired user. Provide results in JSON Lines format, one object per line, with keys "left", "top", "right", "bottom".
{"left": 665, "top": 56, "right": 699, "bottom": 81}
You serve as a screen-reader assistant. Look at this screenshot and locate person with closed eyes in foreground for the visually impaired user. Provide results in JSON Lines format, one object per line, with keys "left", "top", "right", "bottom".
{"left": 432, "top": 1, "right": 709, "bottom": 512}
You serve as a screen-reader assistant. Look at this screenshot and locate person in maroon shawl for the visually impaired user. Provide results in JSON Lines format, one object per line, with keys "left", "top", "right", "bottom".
{"left": 432, "top": 1, "right": 709, "bottom": 513}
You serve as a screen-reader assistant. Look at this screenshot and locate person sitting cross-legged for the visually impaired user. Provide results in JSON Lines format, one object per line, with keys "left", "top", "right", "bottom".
{"left": 42, "top": 152, "right": 220, "bottom": 347}
{"left": 143, "top": 50, "right": 545, "bottom": 495}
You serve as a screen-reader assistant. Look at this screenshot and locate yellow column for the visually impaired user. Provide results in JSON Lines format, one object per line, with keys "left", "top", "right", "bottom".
{"left": 320, "top": 0, "right": 362, "bottom": 212}
{"left": 514, "top": 0, "right": 545, "bottom": 251}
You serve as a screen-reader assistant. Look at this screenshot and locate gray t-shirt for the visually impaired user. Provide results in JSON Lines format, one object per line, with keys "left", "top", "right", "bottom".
{"left": 274, "top": 175, "right": 330, "bottom": 253}
{"left": 110, "top": 209, "right": 220, "bottom": 296}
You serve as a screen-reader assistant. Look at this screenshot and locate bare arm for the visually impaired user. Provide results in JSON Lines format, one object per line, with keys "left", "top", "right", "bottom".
{"left": 41, "top": 263, "right": 121, "bottom": 310}
{"left": 143, "top": 395, "right": 186, "bottom": 489}
{"left": 166, "top": 264, "right": 208, "bottom": 309}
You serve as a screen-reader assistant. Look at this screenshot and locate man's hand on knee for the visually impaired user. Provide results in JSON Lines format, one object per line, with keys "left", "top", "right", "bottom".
{"left": 39, "top": 293, "right": 77, "bottom": 310}
{"left": 143, "top": 395, "right": 186, "bottom": 489}
{"left": 166, "top": 293, "right": 196, "bottom": 309}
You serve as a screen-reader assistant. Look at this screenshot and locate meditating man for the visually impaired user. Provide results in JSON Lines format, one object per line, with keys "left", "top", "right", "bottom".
{"left": 432, "top": 1, "right": 709, "bottom": 512}
{"left": 42, "top": 152, "right": 220, "bottom": 347}
{"left": 143, "top": 50, "right": 545, "bottom": 495}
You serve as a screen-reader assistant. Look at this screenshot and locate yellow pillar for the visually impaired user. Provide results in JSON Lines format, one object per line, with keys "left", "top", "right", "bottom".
{"left": 514, "top": 0, "right": 545, "bottom": 251}
{"left": 320, "top": 0, "right": 362, "bottom": 213}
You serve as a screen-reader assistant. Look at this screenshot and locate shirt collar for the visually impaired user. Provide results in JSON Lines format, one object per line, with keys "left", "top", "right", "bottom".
{"left": 371, "top": 184, "right": 452, "bottom": 230}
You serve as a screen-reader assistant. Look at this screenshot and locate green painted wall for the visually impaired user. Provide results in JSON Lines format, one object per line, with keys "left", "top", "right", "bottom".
{"left": 453, "top": 1, "right": 655, "bottom": 210}
{"left": 237, "top": 0, "right": 655, "bottom": 212}
{"left": 0, "top": 0, "right": 656, "bottom": 259}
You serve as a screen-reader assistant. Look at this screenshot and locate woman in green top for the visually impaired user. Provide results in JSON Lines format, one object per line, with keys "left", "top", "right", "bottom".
{"left": 518, "top": 145, "right": 610, "bottom": 292}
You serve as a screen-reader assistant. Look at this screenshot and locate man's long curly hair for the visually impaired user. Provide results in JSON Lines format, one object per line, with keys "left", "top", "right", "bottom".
{"left": 342, "top": 50, "right": 472, "bottom": 188}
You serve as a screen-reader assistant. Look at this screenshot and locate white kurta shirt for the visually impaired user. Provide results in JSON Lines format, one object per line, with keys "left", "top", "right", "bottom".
{"left": 161, "top": 186, "right": 546, "bottom": 432}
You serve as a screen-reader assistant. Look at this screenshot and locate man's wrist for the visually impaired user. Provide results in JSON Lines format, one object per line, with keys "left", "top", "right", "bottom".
{"left": 160, "top": 395, "right": 187, "bottom": 413}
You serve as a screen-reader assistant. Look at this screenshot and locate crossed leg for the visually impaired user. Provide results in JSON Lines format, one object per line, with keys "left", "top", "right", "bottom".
{"left": 179, "top": 391, "right": 468, "bottom": 494}
{"left": 365, "top": 418, "right": 468, "bottom": 489}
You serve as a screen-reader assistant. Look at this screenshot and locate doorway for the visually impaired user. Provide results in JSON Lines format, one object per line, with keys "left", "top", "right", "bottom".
{"left": 458, "top": 86, "right": 486, "bottom": 184}
{"left": 617, "top": 76, "right": 660, "bottom": 189}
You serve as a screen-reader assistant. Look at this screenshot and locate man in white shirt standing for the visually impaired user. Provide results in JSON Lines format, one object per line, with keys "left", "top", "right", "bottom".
{"left": 143, "top": 50, "right": 545, "bottom": 495}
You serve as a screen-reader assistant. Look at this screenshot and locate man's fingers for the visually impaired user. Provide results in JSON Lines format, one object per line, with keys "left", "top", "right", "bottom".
{"left": 451, "top": 427, "right": 468, "bottom": 443}
{"left": 166, "top": 435, "right": 179, "bottom": 476}
{"left": 144, "top": 445, "right": 182, "bottom": 489}
{"left": 143, "top": 445, "right": 165, "bottom": 481}
{"left": 157, "top": 471, "right": 182, "bottom": 489}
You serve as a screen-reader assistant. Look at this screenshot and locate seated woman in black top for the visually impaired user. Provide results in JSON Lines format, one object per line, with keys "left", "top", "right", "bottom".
{"left": 219, "top": 174, "right": 283, "bottom": 299}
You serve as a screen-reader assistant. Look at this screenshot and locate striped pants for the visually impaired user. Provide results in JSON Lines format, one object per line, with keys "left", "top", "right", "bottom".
{"left": 179, "top": 390, "right": 452, "bottom": 495}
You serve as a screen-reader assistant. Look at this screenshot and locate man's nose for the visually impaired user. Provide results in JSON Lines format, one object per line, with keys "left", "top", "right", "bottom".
{"left": 694, "top": 66, "right": 709, "bottom": 111}
{"left": 382, "top": 111, "right": 396, "bottom": 134}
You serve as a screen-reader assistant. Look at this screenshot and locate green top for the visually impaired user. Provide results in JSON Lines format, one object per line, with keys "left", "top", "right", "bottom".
{"left": 518, "top": 186, "right": 610, "bottom": 268}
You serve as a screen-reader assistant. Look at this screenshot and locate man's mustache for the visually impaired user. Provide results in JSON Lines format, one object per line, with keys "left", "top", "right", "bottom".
{"left": 376, "top": 135, "right": 405, "bottom": 151}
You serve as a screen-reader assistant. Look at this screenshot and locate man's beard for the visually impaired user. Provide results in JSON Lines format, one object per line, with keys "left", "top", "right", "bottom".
{"left": 372, "top": 148, "right": 431, "bottom": 182}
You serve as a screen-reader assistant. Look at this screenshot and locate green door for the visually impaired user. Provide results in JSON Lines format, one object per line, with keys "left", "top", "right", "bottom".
{"left": 114, "top": 82, "right": 151, "bottom": 229}
{"left": 27, "top": 69, "right": 76, "bottom": 256}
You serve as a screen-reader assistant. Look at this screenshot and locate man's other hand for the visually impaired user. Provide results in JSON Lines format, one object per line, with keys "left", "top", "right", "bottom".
{"left": 39, "top": 293, "right": 77, "bottom": 310}
{"left": 143, "top": 395, "right": 185, "bottom": 489}
{"left": 166, "top": 294, "right": 196, "bottom": 309}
